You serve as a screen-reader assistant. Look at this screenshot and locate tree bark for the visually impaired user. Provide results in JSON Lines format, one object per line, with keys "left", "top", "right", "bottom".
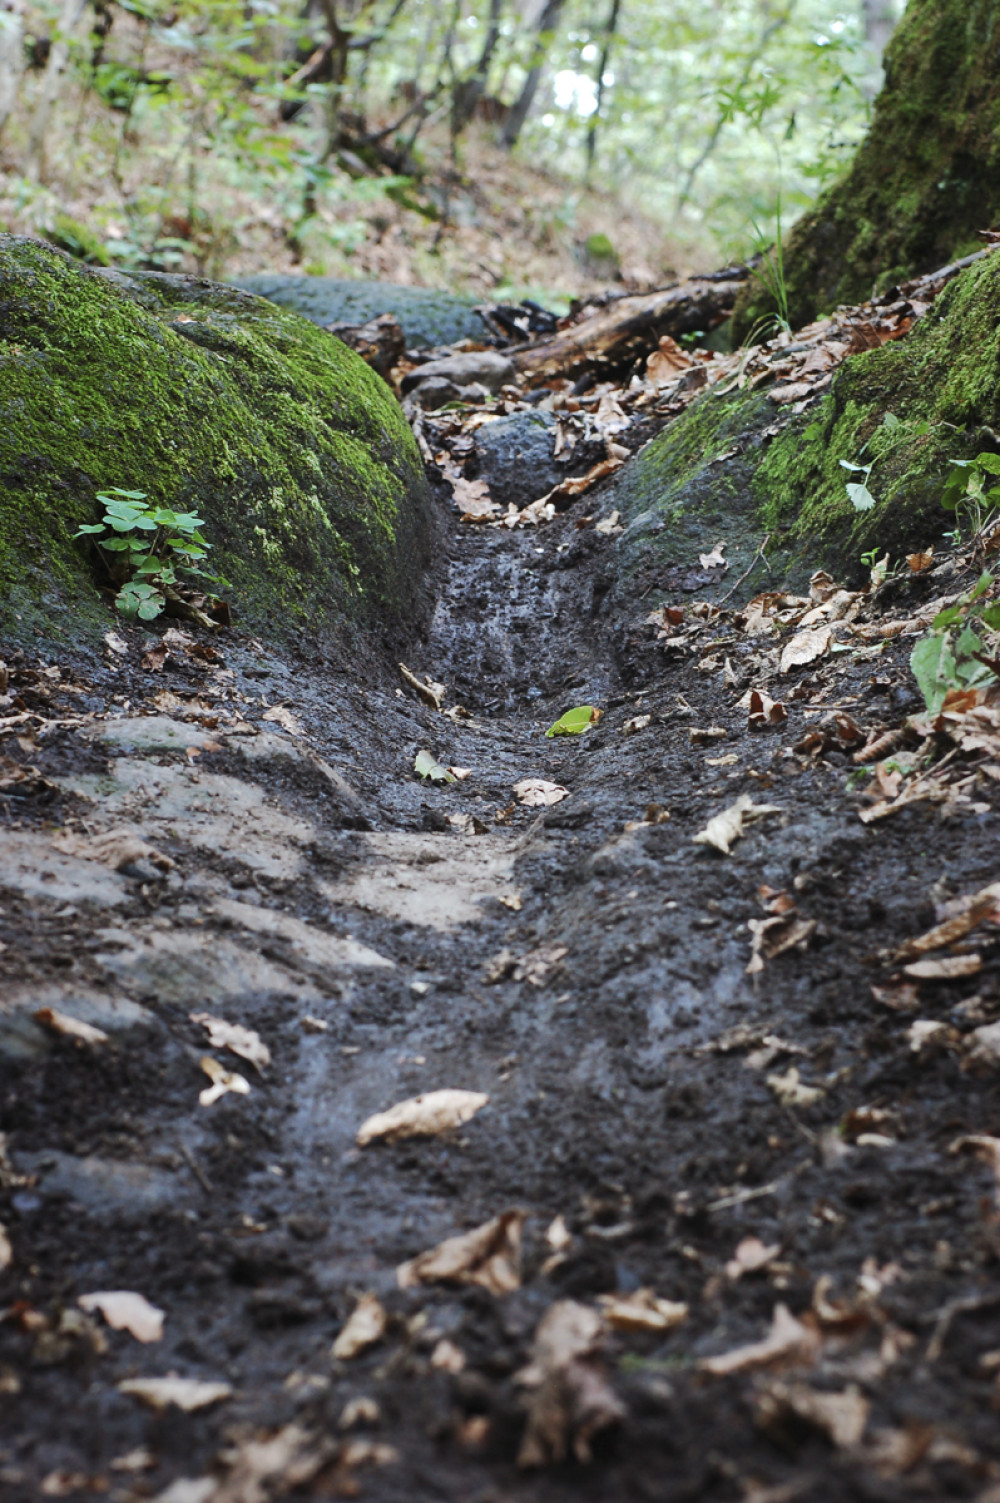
{"left": 453, "top": 0, "right": 504, "bottom": 132}
{"left": 511, "top": 272, "right": 748, "bottom": 385}
{"left": 500, "top": 0, "right": 565, "bottom": 150}
{"left": 733, "top": 0, "right": 1000, "bottom": 338}
{"left": 0, "top": 0, "right": 23, "bottom": 141}
{"left": 584, "top": 0, "right": 621, "bottom": 174}
{"left": 24, "top": 0, "right": 90, "bottom": 180}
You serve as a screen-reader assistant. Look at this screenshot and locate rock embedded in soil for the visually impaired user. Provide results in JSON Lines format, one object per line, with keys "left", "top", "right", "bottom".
{"left": 233, "top": 273, "right": 487, "bottom": 350}
{"left": 0, "top": 237, "right": 434, "bottom": 650}
{"left": 603, "top": 250, "right": 1000, "bottom": 612}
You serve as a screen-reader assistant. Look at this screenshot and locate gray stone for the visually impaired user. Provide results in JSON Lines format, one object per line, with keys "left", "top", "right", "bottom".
{"left": 471, "top": 410, "right": 604, "bottom": 510}
{"left": 233, "top": 274, "right": 485, "bottom": 349}
{"left": 401, "top": 351, "right": 515, "bottom": 395}
{"left": 0, "top": 829, "right": 128, "bottom": 908}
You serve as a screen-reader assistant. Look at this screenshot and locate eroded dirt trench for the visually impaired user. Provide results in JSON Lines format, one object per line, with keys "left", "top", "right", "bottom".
{"left": 3, "top": 480, "right": 1000, "bottom": 1503}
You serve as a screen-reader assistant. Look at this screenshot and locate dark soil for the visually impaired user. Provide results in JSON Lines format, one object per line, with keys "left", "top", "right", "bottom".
{"left": 2, "top": 464, "right": 1000, "bottom": 1503}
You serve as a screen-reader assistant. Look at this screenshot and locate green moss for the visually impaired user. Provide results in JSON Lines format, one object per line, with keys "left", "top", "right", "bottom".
{"left": 733, "top": 0, "right": 1000, "bottom": 338}
{"left": 608, "top": 253, "right": 1000, "bottom": 601}
{"left": 754, "top": 253, "right": 1000, "bottom": 574}
{"left": 0, "top": 237, "right": 432, "bottom": 648}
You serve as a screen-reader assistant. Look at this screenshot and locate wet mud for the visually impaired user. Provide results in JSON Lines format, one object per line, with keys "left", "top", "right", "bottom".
{"left": 2, "top": 483, "right": 1000, "bottom": 1502}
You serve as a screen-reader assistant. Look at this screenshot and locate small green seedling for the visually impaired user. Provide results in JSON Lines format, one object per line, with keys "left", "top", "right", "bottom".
{"left": 840, "top": 458, "right": 876, "bottom": 512}
{"left": 940, "top": 451, "right": 1000, "bottom": 543}
{"left": 74, "top": 488, "right": 227, "bottom": 622}
{"left": 414, "top": 749, "right": 456, "bottom": 784}
{"left": 545, "top": 705, "right": 603, "bottom": 738}
{"left": 910, "top": 569, "right": 1000, "bottom": 714}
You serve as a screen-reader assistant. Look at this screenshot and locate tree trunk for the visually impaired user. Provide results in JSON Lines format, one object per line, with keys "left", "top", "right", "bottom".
{"left": 500, "top": 0, "right": 565, "bottom": 151}
{"left": 584, "top": 0, "right": 621, "bottom": 175}
{"left": 24, "top": 0, "right": 90, "bottom": 180}
{"left": 733, "top": 0, "right": 1000, "bottom": 340}
{"left": 452, "top": 0, "right": 503, "bottom": 133}
{"left": 0, "top": 0, "right": 23, "bottom": 141}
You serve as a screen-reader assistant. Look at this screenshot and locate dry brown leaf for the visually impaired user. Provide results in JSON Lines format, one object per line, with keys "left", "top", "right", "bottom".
{"left": 452, "top": 475, "right": 499, "bottom": 520}
{"left": 33, "top": 1008, "right": 109, "bottom": 1045}
{"left": 908, "top": 548, "right": 934, "bottom": 573}
{"left": 646, "top": 335, "right": 696, "bottom": 385}
{"left": 198, "top": 1056, "right": 251, "bottom": 1107}
{"left": 398, "top": 663, "right": 446, "bottom": 709}
{"left": 0, "top": 1222, "right": 11, "bottom": 1272}
{"left": 748, "top": 690, "right": 788, "bottom": 730}
{"left": 903, "top": 954, "right": 982, "bottom": 981}
{"left": 747, "top": 915, "right": 817, "bottom": 976}
{"left": 767, "top": 1068, "right": 825, "bottom": 1108}
{"left": 700, "top": 1304, "right": 821, "bottom": 1377}
{"left": 965, "top": 1022, "right": 1000, "bottom": 1069}
{"left": 699, "top": 541, "right": 727, "bottom": 570}
{"left": 597, "top": 1290, "right": 688, "bottom": 1333}
{"left": 779, "top": 626, "right": 833, "bottom": 673}
{"left": 356, "top": 1089, "right": 489, "bottom": 1146}
{"left": 894, "top": 882, "right": 1000, "bottom": 961}
{"left": 51, "top": 828, "right": 175, "bottom": 873}
{"left": 190, "top": 1013, "right": 271, "bottom": 1073}
{"left": 623, "top": 714, "right": 652, "bottom": 734}
{"left": 516, "top": 1301, "right": 624, "bottom": 1467}
{"left": 261, "top": 705, "right": 303, "bottom": 736}
{"left": 332, "top": 1293, "right": 387, "bottom": 1360}
{"left": 535, "top": 455, "right": 625, "bottom": 510}
{"left": 78, "top": 1291, "right": 165, "bottom": 1343}
{"left": 118, "top": 1375, "right": 232, "bottom": 1412}
{"left": 593, "top": 509, "right": 622, "bottom": 535}
{"left": 513, "top": 945, "right": 569, "bottom": 986}
{"left": 693, "top": 794, "right": 783, "bottom": 855}
{"left": 513, "top": 778, "right": 569, "bottom": 807}
{"left": 397, "top": 1210, "right": 524, "bottom": 1294}
{"left": 726, "top": 1237, "right": 781, "bottom": 1281}
{"left": 755, "top": 1380, "right": 869, "bottom": 1449}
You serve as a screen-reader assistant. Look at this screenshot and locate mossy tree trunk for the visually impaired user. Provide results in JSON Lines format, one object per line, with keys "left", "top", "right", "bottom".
{"left": 734, "top": 0, "right": 1000, "bottom": 339}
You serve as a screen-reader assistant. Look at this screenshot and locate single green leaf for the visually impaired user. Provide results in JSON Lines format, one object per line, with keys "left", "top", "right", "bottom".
{"left": 956, "top": 624, "right": 984, "bottom": 658}
{"left": 546, "top": 705, "right": 602, "bottom": 737}
{"left": 137, "top": 598, "right": 165, "bottom": 621}
{"left": 102, "top": 537, "right": 132, "bottom": 551}
{"left": 976, "top": 452, "right": 1000, "bottom": 474}
{"left": 413, "top": 749, "right": 456, "bottom": 784}
{"left": 979, "top": 604, "right": 1000, "bottom": 630}
{"left": 910, "top": 632, "right": 956, "bottom": 716}
{"left": 73, "top": 523, "right": 105, "bottom": 536}
{"left": 846, "top": 483, "right": 876, "bottom": 512}
{"left": 932, "top": 606, "right": 962, "bottom": 628}
{"left": 98, "top": 488, "right": 147, "bottom": 501}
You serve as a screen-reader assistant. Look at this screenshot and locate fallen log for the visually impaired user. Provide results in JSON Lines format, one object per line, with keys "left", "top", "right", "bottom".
{"left": 512, "top": 270, "right": 749, "bottom": 386}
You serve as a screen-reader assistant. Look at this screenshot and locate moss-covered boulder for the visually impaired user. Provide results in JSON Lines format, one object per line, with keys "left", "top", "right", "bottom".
{"left": 606, "top": 253, "right": 1000, "bottom": 612}
{"left": 0, "top": 236, "right": 433, "bottom": 650}
{"left": 233, "top": 274, "right": 485, "bottom": 350}
{"left": 734, "top": 0, "right": 1000, "bottom": 339}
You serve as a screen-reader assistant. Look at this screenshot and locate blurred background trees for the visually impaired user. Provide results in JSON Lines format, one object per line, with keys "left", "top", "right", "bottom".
{"left": 0, "top": 0, "right": 901, "bottom": 301}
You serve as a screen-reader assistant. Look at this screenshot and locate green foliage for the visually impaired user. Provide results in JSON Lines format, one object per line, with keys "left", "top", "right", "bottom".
{"left": 414, "top": 749, "right": 456, "bottom": 783}
{"left": 909, "top": 570, "right": 1000, "bottom": 714}
{"left": 940, "top": 451, "right": 1000, "bottom": 542}
{"left": 73, "top": 489, "right": 225, "bottom": 621}
{"left": 545, "top": 705, "right": 601, "bottom": 737}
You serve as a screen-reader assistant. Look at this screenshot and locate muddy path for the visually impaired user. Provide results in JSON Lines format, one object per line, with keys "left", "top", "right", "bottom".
{"left": 2, "top": 475, "right": 1000, "bottom": 1503}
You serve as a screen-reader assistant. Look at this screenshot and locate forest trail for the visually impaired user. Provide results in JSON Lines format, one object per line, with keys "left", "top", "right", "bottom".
{"left": 3, "top": 428, "right": 1000, "bottom": 1503}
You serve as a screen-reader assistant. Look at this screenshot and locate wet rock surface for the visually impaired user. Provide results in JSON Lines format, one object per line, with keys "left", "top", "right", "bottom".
{"left": 2, "top": 429, "right": 1000, "bottom": 1502}
{"left": 233, "top": 273, "right": 487, "bottom": 349}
